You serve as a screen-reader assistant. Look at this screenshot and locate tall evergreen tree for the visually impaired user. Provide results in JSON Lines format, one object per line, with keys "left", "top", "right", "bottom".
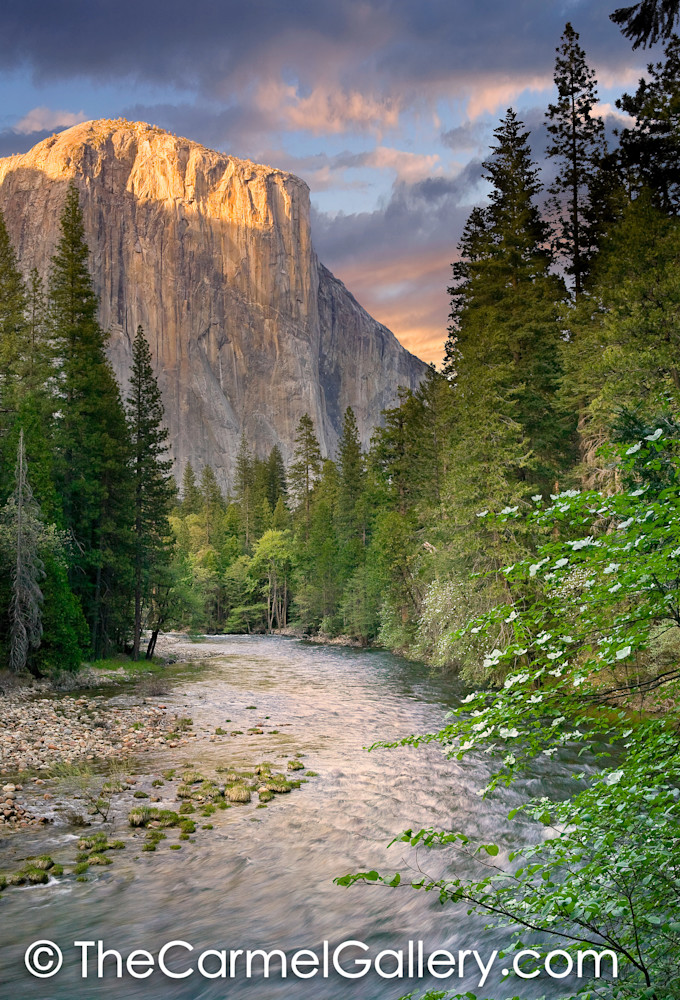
{"left": 336, "top": 407, "right": 366, "bottom": 584}
{"left": 126, "top": 325, "right": 175, "bottom": 660}
{"left": 266, "top": 445, "right": 287, "bottom": 509}
{"left": 546, "top": 23, "right": 606, "bottom": 295}
{"left": 0, "top": 211, "right": 28, "bottom": 415}
{"left": 444, "top": 207, "right": 491, "bottom": 373}
{"left": 2, "top": 432, "right": 44, "bottom": 673}
{"left": 199, "top": 464, "right": 226, "bottom": 547}
{"left": 0, "top": 210, "right": 29, "bottom": 493}
{"left": 445, "top": 109, "right": 567, "bottom": 496}
{"left": 233, "top": 436, "right": 255, "bottom": 548}
{"left": 559, "top": 194, "right": 680, "bottom": 482}
{"left": 180, "top": 462, "right": 202, "bottom": 515}
{"left": 617, "top": 34, "right": 680, "bottom": 212}
{"left": 49, "top": 183, "right": 133, "bottom": 655}
{"left": 288, "top": 414, "right": 322, "bottom": 539}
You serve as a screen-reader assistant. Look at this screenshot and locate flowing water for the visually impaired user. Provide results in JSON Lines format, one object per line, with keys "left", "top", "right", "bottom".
{"left": 0, "top": 636, "right": 584, "bottom": 999}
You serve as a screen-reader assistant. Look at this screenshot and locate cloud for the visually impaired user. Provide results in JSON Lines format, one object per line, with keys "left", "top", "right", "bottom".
{"left": 466, "top": 74, "right": 554, "bottom": 119}
{"left": 0, "top": 1, "right": 642, "bottom": 136}
{"left": 336, "top": 247, "right": 452, "bottom": 363}
{"left": 14, "top": 105, "right": 86, "bottom": 133}
{"left": 253, "top": 82, "right": 402, "bottom": 136}
{"left": 0, "top": 107, "right": 88, "bottom": 158}
{"left": 592, "top": 101, "right": 634, "bottom": 125}
{"left": 312, "top": 162, "right": 485, "bottom": 364}
{"left": 441, "top": 120, "right": 490, "bottom": 153}
{"left": 364, "top": 146, "right": 440, "bottom": 183}
{"left": 313, "top": 174, "right": 479, "bottom": 273}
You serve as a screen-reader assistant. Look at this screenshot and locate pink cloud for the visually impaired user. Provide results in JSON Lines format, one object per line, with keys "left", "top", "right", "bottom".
{"left": 336, "top": 246, "right": 454, "bottom": 365}
{"left": 254, "top": 81, "right": 402, "bottom": 136}
{"left": 466, "top": 74, "right": 553, "bottom": 119}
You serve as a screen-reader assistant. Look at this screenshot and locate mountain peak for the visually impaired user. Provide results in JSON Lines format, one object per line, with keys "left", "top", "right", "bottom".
{"left": 0, "top": 120, "right": 425, "bottom": 489}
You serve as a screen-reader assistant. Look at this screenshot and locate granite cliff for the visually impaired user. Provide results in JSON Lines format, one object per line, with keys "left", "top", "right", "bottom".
{"left": 0, "top": 120, "right": 426, "bottom": 489}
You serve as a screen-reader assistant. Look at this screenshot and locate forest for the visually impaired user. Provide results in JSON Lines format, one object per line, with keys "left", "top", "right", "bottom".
{"left": 5, "top": 22, "right": 678, "bottom": 676}
{"left": 1, "top": 8, "right": 680, "bottom": 995}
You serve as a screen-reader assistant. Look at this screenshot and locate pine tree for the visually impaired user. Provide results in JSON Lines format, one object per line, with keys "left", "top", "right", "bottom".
{"left": 199, "top": 464, "right": 225, "bottom": 547}
{"left": 444, "top": 109, "right": 568, "bottom": 495}
{"left": 266, "top": 445, "right": 287, "bottom": 509}
{"left": 288, "top": 414, "right": 322, "bottom": 539}
{"left": 0, "top": 229, "right": 57, "bottom": 517}
{"left": 295, "top": 458, "right": 341, "bottom": 630}
{"left": 49, "top": 183, "right": 134, "bottom": 655}
{"left": 410, "top": 368, "right": 456, "bottom": 508}
{"left": 200, "top": 465, "right": 224, "bottom": 511}
{"left": 126, "top": 325, "right": 175, "bottom": 660}
{"left": 0, "top": 210, "right": 28, "bottom": 401}
{"left": 372, "top": 389, "right": 423, "bottom": 516}
{"left": 546, "top": 23, "right": 606, "bottom": 295}
{"left": 617, "top": 34, "right": 680, "bottom": 212}
{"left": 444, "top": 206, "right": 492, "bottom": 373}
{"left": 2, "top": 432, "right": 45, "bottom": 673}
{"left": 336, "top": 407, "right": 366, "bottom": 586}
{"left": 0, "top": 210, "right": 29, "bottom": 490}
{"left": 233, "top": 437, "right": 254, "bottom": 548}
{"left": 180, "top": 462, "right": 202, "bottom": 514}
{"left": 610, "top": 0, "right": 680, "bottom": 48}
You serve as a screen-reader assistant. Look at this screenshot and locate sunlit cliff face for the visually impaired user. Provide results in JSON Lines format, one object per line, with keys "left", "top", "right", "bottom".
{"left": 0, "top": 119, "right": 426, "bottom": 490}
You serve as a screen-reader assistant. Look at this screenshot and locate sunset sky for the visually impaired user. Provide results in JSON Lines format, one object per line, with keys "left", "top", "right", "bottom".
{"left": 0, "top": 1, "right": 647, "bottom": 364}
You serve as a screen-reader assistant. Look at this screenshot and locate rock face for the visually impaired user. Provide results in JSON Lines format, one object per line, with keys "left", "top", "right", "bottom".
{"left": 0, "top": 120, "right": 426, "bottom": 489}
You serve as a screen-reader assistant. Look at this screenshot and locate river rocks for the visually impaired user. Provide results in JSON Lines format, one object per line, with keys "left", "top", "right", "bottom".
{"left": 0, "top": 689, "right": 192, "bottom": 778}
{"left": 0, "top": 782, "right": 49, "bottom": 829}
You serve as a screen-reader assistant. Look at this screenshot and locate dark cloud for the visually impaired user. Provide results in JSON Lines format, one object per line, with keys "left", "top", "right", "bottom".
{"left": 441, "top": 120, "right": 490, "bottom": 153}
{"left": 312, "top": 159, "right": 484, "bottom": 266}
{"left": 0, "top": 1, "right": 641, "bottom": 100}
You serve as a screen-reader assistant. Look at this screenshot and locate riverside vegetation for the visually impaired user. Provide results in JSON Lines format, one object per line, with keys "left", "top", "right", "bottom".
{"left": 1, "top": 6, "right": 680, "bottom": 999}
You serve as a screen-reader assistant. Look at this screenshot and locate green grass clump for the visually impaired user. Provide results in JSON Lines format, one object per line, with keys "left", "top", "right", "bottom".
{"left": 128, "top": 807, "right": 179, "bottom": 828}
{"left": 225, "top": 784, "right": 251, "bottom": 803}
{"left": 262, "top": 775, "right": 293, "bottom": 793}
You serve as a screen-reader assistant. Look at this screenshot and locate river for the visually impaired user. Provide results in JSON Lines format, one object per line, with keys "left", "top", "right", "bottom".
{"left": 0, "top": 636, "right": 583, "bottom": 999}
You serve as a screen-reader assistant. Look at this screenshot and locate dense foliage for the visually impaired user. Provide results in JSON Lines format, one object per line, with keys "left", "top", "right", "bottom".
{"left": 329, "top": 26, "right": 680, "bottom": 1000}
{"left": 1, "top": 19, "right": 680, "bottom": 996}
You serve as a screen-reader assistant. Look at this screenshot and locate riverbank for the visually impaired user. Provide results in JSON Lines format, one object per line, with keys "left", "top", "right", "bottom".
{"left": 0, "top": 636, "right": 314, "bottom": 864}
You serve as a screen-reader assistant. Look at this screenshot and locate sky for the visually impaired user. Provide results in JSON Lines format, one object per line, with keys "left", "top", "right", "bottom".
{"left": 0, "top": 1, "right": 649, "bottom": 365}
